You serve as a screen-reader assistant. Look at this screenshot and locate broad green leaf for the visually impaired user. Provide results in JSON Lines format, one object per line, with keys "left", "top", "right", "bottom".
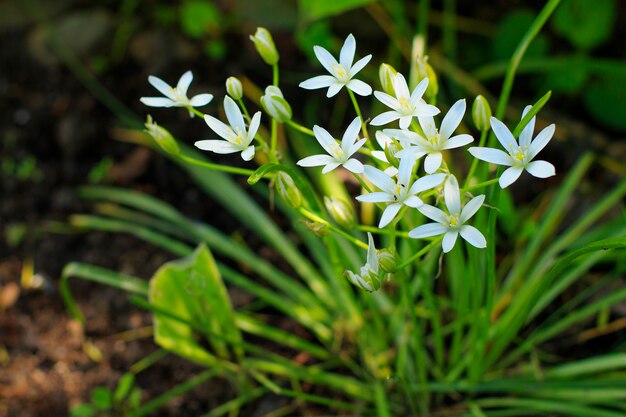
{"left": 491, "top": 10, "right": 549, "bottom": 62}
{"left": 149, "top": 244, "right": 243, "bottom": 366}
{"left": 180, "top": 1, "right": 220, "bottom": 38}
{"left": 91, "top": 387, "right": 112, "bottom": 410}
{"left": 298, "top": 0, "right": 376, "bottom": 21}
{"left": 553, "top": 0, "right": 616, "bottom": 50}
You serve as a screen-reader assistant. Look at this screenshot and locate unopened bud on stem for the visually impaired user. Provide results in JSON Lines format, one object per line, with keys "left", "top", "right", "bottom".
{"left": 472, "top": 95, "right": 492, "bottom": 132}
{"left": 250, "top": 27, "right": 279, "bottom": 65}
{"left": 226, "top": 77, "right": 243, "bottom": 100}
{"left": 275, "top": 171, "right": 302, "bottom": 208}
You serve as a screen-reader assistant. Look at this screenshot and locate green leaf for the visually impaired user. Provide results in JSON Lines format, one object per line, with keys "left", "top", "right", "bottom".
{"left": 583, "top": 74, "right": 626, "bottom": 131}
{"left": 91, "top": 387, "right": 112, "bottom": 410}
{"left": 180, "top": 0, "right": 220, "bottom": 38}
{"left": 113, "top": 373, "right": 135, "bottom": 402}
{"left": 298, "top": 0, "right": 376, "bottom": 21}
{"left": 149, "top": 244, "right": 243, "bottom": 366}
{"left": 553, "top": 0, "right": 616, "bottom": 50}
{"left": 491, "top": 10, "right": 549, "bottom": 62}
{"left": 70, "top": 404, "right": 97, "bottom": 417}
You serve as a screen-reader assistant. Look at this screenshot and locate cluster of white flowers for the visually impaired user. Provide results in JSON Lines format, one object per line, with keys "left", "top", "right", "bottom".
{"left": 139, "top": 30, "right": 556, "bottom": 290}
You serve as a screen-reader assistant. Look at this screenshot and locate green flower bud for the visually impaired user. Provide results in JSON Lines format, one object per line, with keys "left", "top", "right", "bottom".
{"left": 344, "top": 269, "right": 382, "bottom": 292}
{"left": 379, "top": 63, "right": 397, "bottom": 96}
{"left": 249, "top": 27, "right": 279, "bottom": 65}
{"left": 472, "top": 95, "right": 492, "bottom": 132}
{"left": 260, "top": 86, "right": 292, "bottom": 123}
{"left": 324, "top": 197, "right": 355, "bottom": 228}
{"left": 415, "top": 57, "right": 438, "bottom": 100}
{"left": 383, "top": 139, "right": 402, "bottom": 168}
{"left": 377, "top": 249, "right": 397, "bottom": 273}
{"left": 303, "top": 220, "right": 330, "bottom": 237}
{"left": 144, "top": 115, "right": 179, "bottom": 155}
{"left": 226, "top": 76, "right": 243, "bottom": 100}
{"left": 275, "top": 171, "right": 302, "bottom": 208}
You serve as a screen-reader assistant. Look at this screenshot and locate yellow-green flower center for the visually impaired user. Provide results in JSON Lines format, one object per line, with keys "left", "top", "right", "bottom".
{"left": 333, "top": 64, "right": 350, "bottom": 82}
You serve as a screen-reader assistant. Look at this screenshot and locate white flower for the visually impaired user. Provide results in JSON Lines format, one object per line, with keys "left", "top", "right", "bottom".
{"left": 299, "top": 34, "right": 372, "bottom": 98}
{"left": 357, "top": 157, "right": 446, "bottom": 228}
{"left": 345, "top": 233, "right": 380, "bottom": 292}
{"left": 297, "top": 117, "right": 366, "bottom": 174}
{"left": 395, "top": 99, "right": 474, "bottom": 173}
{"left": 370, "top": 74, "right": 440, "bottom": 129}
{"left": 409, "top": 175, "right": 486, "bottom": 253}
{"left": 140, "top": 71, "right": 213, "bottom": 116}
{"left": 194, "top": 96, "right": 261, "bottom": 161}
{"left": 468, "top": 107, "right": 556, "bottom": 188}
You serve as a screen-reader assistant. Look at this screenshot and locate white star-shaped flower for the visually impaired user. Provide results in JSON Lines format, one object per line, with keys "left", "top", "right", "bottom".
{"left": 140, "top": 71, "right": 213, "bottom": 116}
{"left": 297, "top": 117, "right": 366, "bottom": 174}
{"left": 357, "top": 157, "right": 445, "bottom": 228}
{"left": 345, "top": 233, "right": 380, "bottom": 292}
{"left": 194, "top": 96, "right": 261, "bottom": 161}
{"left": 299, "top": 34, "right": 372, "bottom": 98}
{"left": 370, "top": 74, "right": 440, "bottom": 129}
{"left": 409, "top": 175, "right": 486, "bottom": 253}
{"left": 468, "top": 107, "right": 555, "bottom": 188}
{"left": 395, "top": 99, "right": 474, "bottom": 173}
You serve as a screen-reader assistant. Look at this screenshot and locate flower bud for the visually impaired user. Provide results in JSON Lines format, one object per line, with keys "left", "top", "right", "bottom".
{"left": 303, "top": 220, "right": 330, "bottom": 237}
{"left": 275, "top": 171, "right": 302, "bottom": 208}
{"left": 472, "top": 95, "right": 492, "bottom": 132}
{"left": 144, "top": 115, "right": 179, "bottom": 155}
{"left": 415, "top": 57, "right": 438, "bottom": 100}
{"left": 379, "top": 63, "right": 397, "bottom": 96}
{"left": 344, "top": 268, "right": 381, "bottom": 292}
{"left": 260, "top": 86, "right": 292, "bottom": 123}
{"left": 249, "top": 27, "right": 279, "bottom": 65}
{"left": 324, "top": 197, "right": 355, "bottom": 228}
{"left": 383, "top": 140, "right": 402, "bottom": 168}
{"left": 377, "top": 249, "right": 397, "bottom": 273}
{"left": 226, "top": 76, "right": 243, "bottom": 100}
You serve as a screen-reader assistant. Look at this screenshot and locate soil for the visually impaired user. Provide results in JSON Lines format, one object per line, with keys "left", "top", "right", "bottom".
{"left": 1, "top": 1, "right": 625, "bottom": 417}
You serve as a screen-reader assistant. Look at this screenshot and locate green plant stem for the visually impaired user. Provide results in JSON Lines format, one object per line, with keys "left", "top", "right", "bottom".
{"left": 462, "top": 178, "right": 499, "bottom": 194}
{"left": 270, "top": 118, "right": 279, "bottom": 162}
{"left": 177, "top": 155, "right": 255, "bottom": 176}
{"left": 347, "top": 89, "right": 371, "bottom": 145}
{"left": 355, "top": 225, "right": 410, "bottom": 238}
{"left": 464, "top": 129, "right": 488, "bottom": 188}
{"left": 298, "top": 207, "right": 368, "bottom": 250}
{"left": 285, "top": 119, "right": 315, "bottom": 137}
{"left": 272, "top": 63, "right": 279, "bottom": 86}
{"left": 352, "top": 172, "right": 373, "bottom": 193}
{"left": 397, "top": 237, "right": 443, "bottom": 270}
{"left": 187, "top": 107, "right": 206, "bottom": 119}
{"left": 237, "top": 98, "right": 251, "bottom": 120}
{"left": 417, "top": 0, "right": 430, "bottom": 46}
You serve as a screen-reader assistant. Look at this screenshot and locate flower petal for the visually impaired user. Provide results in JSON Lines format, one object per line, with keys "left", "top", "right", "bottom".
{"left": 499, "top": 166, "right": 524, "bottom": 188}
{"left": 312, "top": 125, "right": 338, "bottom": 156}
{"left": 397, "top": 156, "right": 414, "bottom": 187}
{"left": 297, "top": 154, "right": 335, "bottom": 167}
{"left": 342, "top": 117, "right": 361, "bottom": 150}
{"left": 363, "top": 165, "right": 395, "bottom": 193}
{"left": 326, "top": 83, "right": 344, "bottom": 98}
{"left": 371, "top": 111, "right": 401, "bottom": 126}
{"left": 374, "top": 91, "right": 398, "bottom": 109}
{"left": 321, "top": 162, "right": 341, "bottom": 174}
{"left": 140, "top": 97, "right": 177, "bottom": 107}
{"left": 468, "top": 146, "right": 512, "bottom": 166}
{"left": 443, "top": 134, "right": 474, "bottom": 150}
{"left": 366, "top": 232, "right": 378, "bottom": 272}
{"left": 313, "top": 45, "right": 339, "bottom": 75}
{"left": 393, "top": 73, "right": 411, "bottom": 100}
{"left": 204, "top": 114, "right": 235, "bottom": 141}
{"left": 460, "top": 194, "right": 485, "bottom": 223}
{"left": 519, "top": 105, "right": 535, "bottom": 148}
{"left": 189, "top": 94, "right": 213, "bottom": 107}
{"left": 416, "top": 101, "right": 440, "bottom": 117}
{"left": 399, "top": 116, "right": 413, "bottom": 130}
{"left": 442, "top": 231, "right": 459, "bottom": 253}
{"left": 526, "top": 160, "right": 555, "bottom": 178}
{"left": 409, "top": 173, "right": 446, "bottom": 194}
{"left": 379, "top": 203, "right": 402, "bottom": 228}
{"left": 404, "top": 195, "right": 423, "bottom": 208}
{"left": 299, "top": 75, "right": 336, "bottom": 90}
{"left": 347, "top": 79, "right": 372, "bottom": 96}
{"left": 418, "top": 204, "right": 447, "bottom": 223}
{"left": 490, "top": 117, "right": 517, "bottom": 151}
{"left": 440, "top": 99, "right": 466, "bottom": 141}
{"left": 241, "top": 145, "right": 255, "bottom": 161}
{"left": 342, "top": 158, "right": 364, "bottom": 174}
{"left": 224, "top": 96, "right": 245, "bottom": 134}
{"left": 148, "top": 76, "right": 174, "bottom": 98}
{"left": 247, "top": 111, "right": 262, "bottom": 142}
{"left": 350, "top": 55, "right": 372, "bottom": 76}
{"left": 424, "top": 152, "right": 443, "bottom": 174}
{"left": 356, "top": 192, "right": 394, "bottom": 203}
{"left": 460, "top": 225, "right": 486, "bottom": 248}
{"left": 339, "top": 34, "right": 356, "bottom": 67}
{"left": 409, "top": 222, "right": 448, "bottom": 239}
{"left": 346, "top": 138, "right": 367, "bottom": 157}
{"left": 444, "top": 175, "right": 461, "bottom": 215}
{"left": 418, "top": 115, "right": 437, "bottom": 138}
{"left": 194, "top": 140, "right": 241, "bottom": 154}
{"left": 410, "top": 78, "right": 429, "bottom": 103}
{"left": 529, "top": 124, "right": 555, "bottom": 160}
{"left": 177, "top": 71, "right": 193, "bottom": 95}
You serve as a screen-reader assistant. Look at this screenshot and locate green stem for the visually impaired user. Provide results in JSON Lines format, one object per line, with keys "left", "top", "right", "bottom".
{"left": 417, "top": 0, "right": 430, "bottom": 47}
{"left": 352, "top": 171, "right": 373, "bottom": 193}
{"left": 270, "top": 118, "right": 278, "bottom": 162}
{"left": 178, "top": 155, "right": 255, "bottom": 176}
{"left": 187, "top": 106, "right": 206, "bottom": 119}
{"left": 272, "top": 63, "right": 279, "bottom": 86}
{"left": 397, "top": 236, "right": 443, "bottom": 270}
{"left": 464, "top": 129, "right": 488, "bottom": 188}
{"left": 462, "top": 178, "right": 499, "bottom": 194}
{"left": 347, "top": 89, "right": 372, "bottom": 145}
{"left": 298, "top": 207, "right": 368, "bottom": 250}
{"left": 237, "top": 98, "right": 251, "bottom": 120}
{"left": 285, "top": 119, "right": 315, "bottom": 137}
